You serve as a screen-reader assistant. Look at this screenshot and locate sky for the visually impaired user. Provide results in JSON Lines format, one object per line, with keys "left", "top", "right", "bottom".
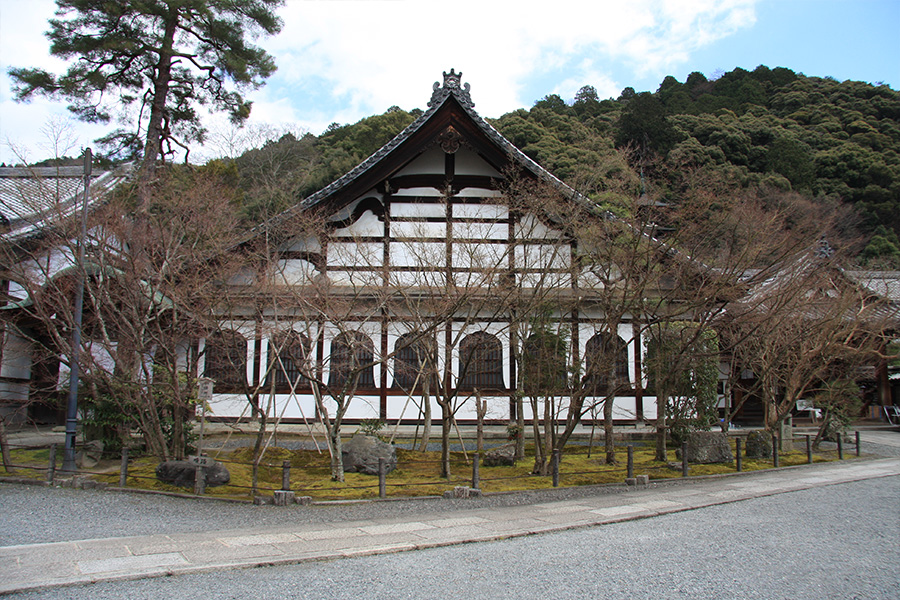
{"left": 0, "top": 0, "right": 898, "bottom": 165}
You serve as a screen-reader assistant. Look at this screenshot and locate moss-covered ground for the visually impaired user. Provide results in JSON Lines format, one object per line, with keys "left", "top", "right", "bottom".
{"left": 1, "top": 438, "right": 846, "bottom": 502}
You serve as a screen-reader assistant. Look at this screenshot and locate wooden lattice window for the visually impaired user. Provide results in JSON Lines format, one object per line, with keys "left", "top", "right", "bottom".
{"left": 393, "top": 333, "right": 436, "bottom": 391}
{"left": 328, "top": 332, "right": 375, "bottom": 389}
{"left": 204, "top": 330, "right": 247, "bottom": 390}
{"left": 459, "top": 332, "right": 504, "bottom": 390}
{"left": 585, "top": 333, "right": 629, "bottom": 395}
{"left": 267, "top": 332, "right": 311, "bottom": 391}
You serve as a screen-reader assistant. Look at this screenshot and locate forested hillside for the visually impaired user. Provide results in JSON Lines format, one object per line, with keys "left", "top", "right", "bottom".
{"left": 233, "top": 66, "right": 900, "bottom": 265}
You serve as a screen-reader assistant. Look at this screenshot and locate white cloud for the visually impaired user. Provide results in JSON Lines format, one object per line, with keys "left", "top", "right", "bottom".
{"left": 0, "top": 0, "right": 759, "bottom": 163}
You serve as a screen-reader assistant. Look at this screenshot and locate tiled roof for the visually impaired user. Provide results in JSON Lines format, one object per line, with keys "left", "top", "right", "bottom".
{"left": 0, "top": 164, "right": 133, "bottom": 243}
{"left": 253, "top": 69, "right": 595, "bottom": 237}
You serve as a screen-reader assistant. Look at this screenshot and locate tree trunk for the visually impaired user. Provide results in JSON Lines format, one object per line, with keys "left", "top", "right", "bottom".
{"left": 418, "top": 383, "right": 432, "bottom": 452}
{"left": 0, "top": 418, "right": 14, "bottom": 473}
{"left": 440, "top": 402, "right": 452, "bottom": 479}
{"left": 138, "top": 11, "right": 178, "bottom": 206}
{"left": 603, "top": 395, "right": 616, "bottom": 465}
{"left": 515, "top": 392, "right": 525, "bottom": 460}
{"left": 655, "top": 390, "right": 668, "bottom": 462}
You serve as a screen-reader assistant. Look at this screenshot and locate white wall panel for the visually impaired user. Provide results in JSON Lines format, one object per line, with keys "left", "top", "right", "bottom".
{"left": 332, "top": 210, "right": 383, "bottom": 237}
{"left": 390, "top": 202, "right": 446, "bottom": 218}
{"left": 454, "top": 147, "right": 501, "bottom": 177}
{"left": 328, "top": 242, "right": 382, "bottom": 267}
{"left": 390, "top": 221, "right": 446, "bottom": 239}
{"left": 453, "top": 204, "right": 508, "bottom": 219}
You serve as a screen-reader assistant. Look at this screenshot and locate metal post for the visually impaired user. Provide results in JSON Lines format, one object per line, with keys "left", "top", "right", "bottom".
{"left": 378, "top": 458, "right": 386, "bottom": 499}
{"left": 855, "top": 431, "right": 861, "bottom": 457}
{"left": 837, "top": 435, "right": 844, "bottom": 460}
{"left": 62, "top": 149, "right": 92, "bottom": 473}
{"left": 773, "top": 435, "right": 779, "bottom": 468}
{"left": 119, "top": 447, "right": 129, "bottom": 487}
{"left": 551, "top": 450, "right": 560, "bottom": 488}
{"left": 626, "top": 445, "right": 634, "bottom": 479}
{"left": 735, "top": 438, "right": 742, "bottom": 472}
{"left": 47, "top": 443, "right": 58, "bottom": 484}
{"left": 472, "top": 453, "right": 480, "bottom": 490}
{"left": 681, "top": 442, "right": 689, "bottom": 477}
{"left": 806, "top": 435, "right": 813, "bottom": 464}
{"left": 281, "top": 460, "right": 291, "bottom": 491}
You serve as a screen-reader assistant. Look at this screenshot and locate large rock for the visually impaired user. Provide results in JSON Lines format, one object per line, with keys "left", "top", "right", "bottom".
{"left": 76, "top": 440, "right": 104, "bottom": 469}
{"left": 341, "top": 434, "right": 397, "bottom": 476}
{"left": 155, "top": 459, "right": 230, "bottom": 487}
{"left": 745, "top": 430, "right": 773, "bottom": 459}
{"left": 677, "top": 431, "right": 733, "bottom": 464}
{"left": 483, "top": 442, "right": 517, "bottom": 467}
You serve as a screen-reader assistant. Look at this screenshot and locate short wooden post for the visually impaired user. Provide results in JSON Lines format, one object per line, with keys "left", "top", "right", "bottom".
{"left": 194, "top": 465, "right": 206, "bottom": 495}
{"left": 378, "top": 458, "right": 386, "bottom": 499}
{"left": 837, "top": 435, "right": 844, "bottom": 460}
{"left": 855, "top": 431, "right": 861, "bottom": 457}
{"left": 281, "top": 460, "right": 291, "bottom": 491}
{"left": 551, "top": 450, "right": 560, "bottom": 488}
{"left": 46, "top": 443, "right": 58, "bottom": 485}
{"left": 626, "top": 445, "right": 634, "bottom": 479}
{"left": 735, "top": 438, "right": 742, "bottom": 472}
{"left": 681, "top": 442, "right": 689, "bottom": 477}
{"left": 806, "top": 435, "right": 813, "bottom": 464}
{"left": 119, "top": 447, "right": 129, "bottom": 487}
{"left": 772, "top": 435, "right": 780, "bottom": 468}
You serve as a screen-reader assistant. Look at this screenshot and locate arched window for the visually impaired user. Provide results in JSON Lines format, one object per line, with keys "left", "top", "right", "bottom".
{"left": 328, "top": 331, "right": 375, "bottom": 389}
{"left": 393, "top": 333, "right": 436, "bottom": 391}
{"left": 204, "top": 329, "right": 247, "bottom": 390}
{"left": 522, "top": 332, "right": 567, "bottom": 395}
{"left": 267, "top": 332, "right": 311, "bottom": 391}
{"left": 585, "top": 333, "right": 629, "bottom": 395}
{"left": 459, "top": 332, "right": 503, "bottom": 390}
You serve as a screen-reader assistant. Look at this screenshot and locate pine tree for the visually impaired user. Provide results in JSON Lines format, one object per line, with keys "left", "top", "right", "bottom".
{"left": 9, "top": 0, "right": 284, "bottom": 202}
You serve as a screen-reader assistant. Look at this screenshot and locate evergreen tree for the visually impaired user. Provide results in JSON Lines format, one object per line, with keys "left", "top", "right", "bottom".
{"left": 9, "top": 0, "right": 284, "bottom": 202}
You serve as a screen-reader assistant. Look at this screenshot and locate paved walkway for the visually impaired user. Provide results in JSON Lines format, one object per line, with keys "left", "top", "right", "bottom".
{"left": 1, "top": 456, "right": 898, "bottom": 595}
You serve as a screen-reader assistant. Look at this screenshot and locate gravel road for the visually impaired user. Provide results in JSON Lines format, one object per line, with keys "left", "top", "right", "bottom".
{"left": 2, "top": 435, "right": 898, "bottom": 548}
{"left": 6, "top": 475, "right": 898, "bottom": 600}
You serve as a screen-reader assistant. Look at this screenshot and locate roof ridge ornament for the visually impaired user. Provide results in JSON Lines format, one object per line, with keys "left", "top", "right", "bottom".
{"left": 428, "top": 69, "right": 474, "bottom": 109}
{"left": 816, "top": 236, "right": 835, "bottom": 259}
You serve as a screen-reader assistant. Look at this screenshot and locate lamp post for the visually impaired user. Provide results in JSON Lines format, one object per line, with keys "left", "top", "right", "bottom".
{"left": 62, "top": 148, "right": 91, "bottom": 472}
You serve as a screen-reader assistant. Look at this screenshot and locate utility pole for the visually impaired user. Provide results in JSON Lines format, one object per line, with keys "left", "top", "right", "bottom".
{"left": 62, "top": 148, "right": 91, "bottom": 472}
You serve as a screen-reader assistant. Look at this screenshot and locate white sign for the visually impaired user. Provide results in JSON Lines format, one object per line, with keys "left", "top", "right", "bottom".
{"left": 197, "top": 377, "right": 214, "bottom": 401}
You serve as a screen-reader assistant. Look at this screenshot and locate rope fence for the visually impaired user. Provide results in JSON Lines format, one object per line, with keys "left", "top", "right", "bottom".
{"left": 0, "top": 430, "right": 867, "bottom": 501}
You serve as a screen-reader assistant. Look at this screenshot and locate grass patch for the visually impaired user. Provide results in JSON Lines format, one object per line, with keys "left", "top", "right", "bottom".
{"left": 2, "top": 437, "right": 846, "bottom": 501}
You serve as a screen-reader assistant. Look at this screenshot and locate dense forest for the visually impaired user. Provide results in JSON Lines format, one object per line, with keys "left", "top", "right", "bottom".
{"left": 36, "top": 65, "right": 896, "bottom": 265}
{"left": 227, "top": 66, "right": 900, "bottom": 266}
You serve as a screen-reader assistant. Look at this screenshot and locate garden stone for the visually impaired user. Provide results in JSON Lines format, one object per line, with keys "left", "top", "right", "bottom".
{"left": 76, "top": 440, "right": 104, "bottom": 469}
{"left": 676, "top": 431, "right": 733, "bottom": 464}
{"left": 155, "top": 459, "right": 230, "bottom": 487}
{"left": 745, "top": 430, "right": 773, "bottom": 458}
{"left": 484, "top": 442, "right": 517, "bottom": 467}
{"left": 341, "top": 434, "right": 397, "bottom": 476}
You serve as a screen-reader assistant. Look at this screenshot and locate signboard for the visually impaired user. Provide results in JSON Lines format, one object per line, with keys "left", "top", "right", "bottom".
{"left": 197, "top": 377, "right": 214, "bottom": 402}
{"left": 188, "top": 455, "right": 211, "bottom": 467}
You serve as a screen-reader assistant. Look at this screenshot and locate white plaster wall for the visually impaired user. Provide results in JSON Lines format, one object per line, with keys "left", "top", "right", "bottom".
{"left": 453, "top": 221, "right": 507, "bottom": 240}
{"left": 395, "top": 148, "right": 445, "bottom": 176}
{"left": 328, "top": 242, "right": 382, "bottom": 268}
{"left": 0, "top": 328, "right": 32, "bottom": 379}
{"left": 390, "top": 201, "right": 446, "bottom": 218}
{"left": 332, "top": 210, "right": 384, "bottom": 238}
{"left": 453, "top": 148, "right": 501, "bottom": 177}
{"left": 453, "top": 204, "right": 507, "bottom": 220}
{"left": 273, "top": 259, "right": 317, "bottom": 286}
{"left": 390, "top": 241, "right": 445, "bottom": 268}
{"left": 391, "top": 221, "right": 446, "bottom": 239}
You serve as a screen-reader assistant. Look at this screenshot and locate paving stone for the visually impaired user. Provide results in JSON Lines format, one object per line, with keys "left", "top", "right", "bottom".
{"left": 77, "top": 552, "right": 187, "bottom": 575}
{"left": 424, "top": 516, "right": 490, "bottom": 528}
{"left": 220, "top": 532, "right": 301, "bottom": 547}
{"left": 179, "top": 542, "right": 285, "bottom": 564}
{"left": 359, "top": 521, "right": 435, "bottom": 535}
{"left": 590, "top": 504, "right": 651, "bottom": 517}
{"left": 296, "top": 527, "right": 367, "bottom": 541}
